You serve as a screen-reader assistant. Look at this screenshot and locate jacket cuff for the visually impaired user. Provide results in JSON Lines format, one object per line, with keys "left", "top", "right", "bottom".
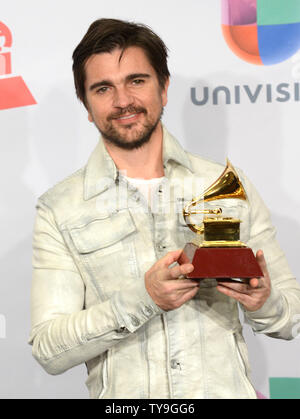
{"left": 111, "top": 279, "right": 165, "bottom": 333}
{"left": 244, "top": 286, "right": 285, "bottom": 333}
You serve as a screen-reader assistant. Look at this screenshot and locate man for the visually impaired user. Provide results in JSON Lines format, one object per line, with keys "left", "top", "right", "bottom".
{"left": 29, "top": 18, "right": 300, "bottom": 399}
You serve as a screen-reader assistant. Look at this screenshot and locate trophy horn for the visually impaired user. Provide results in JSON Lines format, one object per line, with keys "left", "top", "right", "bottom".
{"left": 183, "top": 159, "right": 247, "bottom": 234}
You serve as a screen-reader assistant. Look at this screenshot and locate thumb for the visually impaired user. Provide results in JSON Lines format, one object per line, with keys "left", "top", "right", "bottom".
{"left": 256, "top": 249, "right": 269, "bottom": 278}
{"left": 250, "top": 250, "right": 269, "bottom": 288}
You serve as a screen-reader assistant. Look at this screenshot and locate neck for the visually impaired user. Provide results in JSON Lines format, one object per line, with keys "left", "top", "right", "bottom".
{"left": 103, "top": 122, "right": 164, "bottom": 179}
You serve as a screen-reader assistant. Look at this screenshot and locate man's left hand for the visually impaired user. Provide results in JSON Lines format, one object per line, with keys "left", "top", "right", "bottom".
{"left": 217, "top": 250, "right": 271, "bottom": 312}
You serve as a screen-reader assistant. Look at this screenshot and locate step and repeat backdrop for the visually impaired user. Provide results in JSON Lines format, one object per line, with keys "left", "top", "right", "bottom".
{"left": 0, "top": 0, "right": 299, "bottom": 399}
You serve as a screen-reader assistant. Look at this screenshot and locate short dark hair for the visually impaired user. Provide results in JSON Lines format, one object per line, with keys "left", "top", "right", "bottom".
{"left": 72, "top": 18, "right": 170, "bottom": 106}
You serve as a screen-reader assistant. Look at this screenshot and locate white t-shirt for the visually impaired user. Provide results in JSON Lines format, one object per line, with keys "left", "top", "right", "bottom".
{"left": 123, "top": 175, "right": 166, "bottom": 209}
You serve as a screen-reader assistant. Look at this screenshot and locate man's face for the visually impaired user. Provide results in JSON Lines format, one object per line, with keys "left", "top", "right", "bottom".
{"left": 84, "top": 46, "right": 169, "bottom": 150}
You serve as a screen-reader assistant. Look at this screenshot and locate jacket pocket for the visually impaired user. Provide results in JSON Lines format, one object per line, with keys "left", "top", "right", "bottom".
{"left": 69, "top": 210, "right": 139, "bottom": 299}
{"left": 69, "top": 211, "right": 136, "bottom": 254}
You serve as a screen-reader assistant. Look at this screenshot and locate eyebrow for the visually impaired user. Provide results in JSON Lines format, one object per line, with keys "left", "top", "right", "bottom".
{"left": 89, "top": 73, "right": 151, "bottom": 92}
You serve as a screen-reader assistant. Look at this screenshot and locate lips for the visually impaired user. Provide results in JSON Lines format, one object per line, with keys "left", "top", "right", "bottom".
{"left": 113, "top": 113, "right": 142, "bottom": 126}
{"left": 108, "top": 107, "right": 146, "bottom": 122}
{"left": 117, "top": 113, "right": 139, "bottom": 121}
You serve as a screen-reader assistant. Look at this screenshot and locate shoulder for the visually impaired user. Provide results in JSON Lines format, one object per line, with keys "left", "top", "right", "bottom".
{"left": 187, "top": 151, "right": 224, "bottom": 172}
{"left": 37, "top": 167, "right": 85, "bottom": 214}
{"left": 186, "top": 151, "right": 226, "bottom": 186}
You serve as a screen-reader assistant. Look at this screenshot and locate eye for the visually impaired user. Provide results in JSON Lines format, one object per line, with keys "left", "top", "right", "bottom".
{"left": 96, "top": 86, "right": 110, "bottom": 94}
{"left": 132, "top": 79, "right": 145, "bottom": 86}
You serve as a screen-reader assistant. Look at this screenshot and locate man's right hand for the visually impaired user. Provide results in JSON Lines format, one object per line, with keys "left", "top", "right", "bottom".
{"left": 144, "top": 249, "right": 199, "bottom": 311}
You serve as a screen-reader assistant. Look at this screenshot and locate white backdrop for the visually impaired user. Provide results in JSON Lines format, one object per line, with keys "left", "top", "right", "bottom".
{"left": 0, "top": 0, "right": 299, "bottom": 398}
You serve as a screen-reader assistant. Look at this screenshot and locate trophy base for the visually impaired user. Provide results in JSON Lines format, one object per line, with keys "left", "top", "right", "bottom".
{"left": 178, "top": 243, "right": 263, "bottom": 281}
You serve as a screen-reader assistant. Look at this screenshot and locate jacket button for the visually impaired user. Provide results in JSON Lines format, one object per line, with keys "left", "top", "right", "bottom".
{"left": 157, "top": 244, "right": 166, "bottom": 252}
{"left": 117, "top": 326, "right": 128, "bottom": 334}
{"left": 130, "top": 315, "right": 140, "bottom": 327}
{"left": 143, "top": 306, "right": 153, "bottom": 317}
{"left": 170, "top": 359, "right": 180, "bottom": 369}
{"left": 132, "top": 194, "right": 140, "bottom": 202}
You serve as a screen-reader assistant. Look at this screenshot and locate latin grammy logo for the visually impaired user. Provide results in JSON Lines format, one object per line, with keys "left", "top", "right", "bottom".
{"left": 0, "top": 21, "right": 36, "bottom": 110}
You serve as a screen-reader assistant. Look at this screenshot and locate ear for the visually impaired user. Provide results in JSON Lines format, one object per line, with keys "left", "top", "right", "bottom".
{"left": 161, "top": 78, "right": 170, "bottom": 107}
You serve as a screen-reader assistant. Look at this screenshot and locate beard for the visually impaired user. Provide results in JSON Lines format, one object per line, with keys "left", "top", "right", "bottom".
{"left": 95, "top": 105, "right": 164, "bottom": 151}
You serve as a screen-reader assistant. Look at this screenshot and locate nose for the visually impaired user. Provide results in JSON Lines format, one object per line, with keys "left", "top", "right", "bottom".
{"left": 112, "top": 86, "right": 134, "bottom": 109}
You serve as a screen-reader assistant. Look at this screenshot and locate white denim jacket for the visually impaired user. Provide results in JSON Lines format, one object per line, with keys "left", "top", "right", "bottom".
{"left": 29, "top": 126, "right": 300, "bottom": 399}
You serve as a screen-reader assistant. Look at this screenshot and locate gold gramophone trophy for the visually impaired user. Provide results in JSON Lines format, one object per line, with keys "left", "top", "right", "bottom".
{"left": 178, "top": 160, "right": 263, "bottom": 282}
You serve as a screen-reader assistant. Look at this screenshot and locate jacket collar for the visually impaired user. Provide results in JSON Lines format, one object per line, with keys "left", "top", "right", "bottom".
{"left": 162, "top": 125, "right": 192, "bottom": 173}
{"left": 84, "top": 124, "right": 193, "bottom": 200}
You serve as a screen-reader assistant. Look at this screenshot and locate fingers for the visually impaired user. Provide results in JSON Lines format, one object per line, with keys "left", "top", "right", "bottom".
{"left": 256, "top": 249, "right": 270, "bottom": 280}
{"left": 217, "top": 281, "right": 252, "bottom": 295}
{"left": 249, "top": 250, "right": 270, "bottom": 289}
{"left": 154, "top": 249, "right": 184, "bottom": 270}
{"left": 168, "top": 262, "right": 194, "bottom": 279}
{"left": 217, "top": 250, "right": 271, "bottom": 311}
{"left": 162, "top": 263, "right": 197, "bottom": 290}
{"left": 162, "top": 284, "right": 199, "bottom": 311}
{"left": 177, "top": 286, "right": 200, "bottom": 305}
{"left": 217, "top": 283, "right": 252, "bottom": 307}
{"left": 150, "top": 250, "right": 194, "bottom": 282}
{"left": 172, "top": 279, "right": 199, "bottom": 290}
{"left": 249, "top": 277, "right": 262, "bottom": 289}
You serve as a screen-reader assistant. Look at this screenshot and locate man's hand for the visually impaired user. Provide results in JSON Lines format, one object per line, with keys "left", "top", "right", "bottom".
{"left": 145, "top": 249, "right": 199, "bottom": 311}
{"left": 217, "top": 250, "right": 271, "bottom": 312}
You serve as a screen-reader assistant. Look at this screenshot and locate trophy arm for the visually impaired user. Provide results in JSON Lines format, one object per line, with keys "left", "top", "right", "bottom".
{"left": 183, "top": 202, "right": 222, "bottom": 234}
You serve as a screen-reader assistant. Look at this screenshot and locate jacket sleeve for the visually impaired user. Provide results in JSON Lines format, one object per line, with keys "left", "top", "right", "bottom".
{"left": 239, "top": 172, "right": 300, "bottom": 340}
{"left": 29, "top": 200, "right": 163, "bottom": 375}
